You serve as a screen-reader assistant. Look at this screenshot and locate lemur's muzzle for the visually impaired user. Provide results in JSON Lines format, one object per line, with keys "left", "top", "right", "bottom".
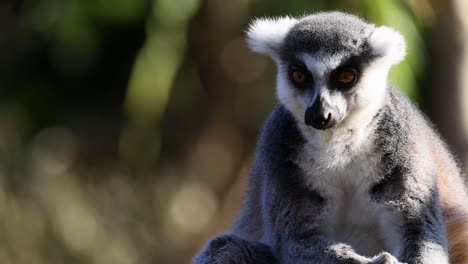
{"left": 305, "top": 100, "right": 336, "bottom": 130}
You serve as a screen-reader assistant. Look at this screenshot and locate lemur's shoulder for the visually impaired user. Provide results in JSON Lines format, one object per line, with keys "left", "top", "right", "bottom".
{"left": 379, "top": 86, "right": 444, "bottom": 149}
{"left": 255, "top": 105, "right": 305, "bottom": 161}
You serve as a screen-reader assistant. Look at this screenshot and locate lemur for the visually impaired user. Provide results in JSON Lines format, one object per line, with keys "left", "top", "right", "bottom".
{"left": 194, "top": 12, "right": 468, "bottom": 264}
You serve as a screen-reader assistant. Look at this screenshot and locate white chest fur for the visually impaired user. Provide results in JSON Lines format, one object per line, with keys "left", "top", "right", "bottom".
{"left": 294, "top": 128, "right": 404, "bottom": 258}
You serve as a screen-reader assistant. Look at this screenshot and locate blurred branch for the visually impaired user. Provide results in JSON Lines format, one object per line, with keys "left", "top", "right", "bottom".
{"left": 122, "top": 0, "right": 201, "bottom": 169}
{"left": 427, "top": 0, "right": 468, "bottom": 175}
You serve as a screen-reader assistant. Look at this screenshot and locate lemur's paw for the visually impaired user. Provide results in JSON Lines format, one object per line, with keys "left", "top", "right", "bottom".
{"left": 370, "top": 252, "right": 406, "bottom": 264}
{"left": 193, "top": 235, "right": 241, "bottom": 264}
{"left": 193, "top": 234, "right": 276, "bottom": 264}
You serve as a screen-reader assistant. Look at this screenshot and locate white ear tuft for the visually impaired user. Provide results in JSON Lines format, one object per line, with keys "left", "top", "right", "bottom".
{"left": 368, "top": 26, "right": 407, "bottom": 65}
{"left": 246, "top": 16, "right": 297, "bottom": 57}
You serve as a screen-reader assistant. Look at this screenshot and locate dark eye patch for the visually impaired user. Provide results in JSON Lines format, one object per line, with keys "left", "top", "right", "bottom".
{"left": 287, "top": 61, "right": 314, "bottom": 89}
{"left": 331, "top": 66, "right": 358, "bottom": 89}
{"left": 339, "top": 56, "right": 363, "bottom": 69}
{"left": 337, "top": 49, "right": 375, "bottom": 70}
{"left": 328, "top": 55, "right": 366, "bottom": 90}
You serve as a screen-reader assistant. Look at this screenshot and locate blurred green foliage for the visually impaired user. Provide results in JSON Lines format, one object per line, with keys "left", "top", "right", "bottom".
{"left": 0, "top": 0, "right": 433, "bottom": 263}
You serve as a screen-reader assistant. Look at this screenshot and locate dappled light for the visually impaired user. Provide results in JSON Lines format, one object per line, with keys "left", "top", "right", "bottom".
{"left": 166, "top": 180, "right": 218, "bottom": 244}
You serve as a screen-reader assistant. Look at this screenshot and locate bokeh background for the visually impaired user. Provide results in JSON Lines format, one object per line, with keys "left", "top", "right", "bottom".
{"left": 1, "top": 0, "right": 468, "bottom": 263}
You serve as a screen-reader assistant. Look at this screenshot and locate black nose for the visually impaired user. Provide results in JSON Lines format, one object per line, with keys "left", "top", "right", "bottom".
{"left": 304, "top": 101, "right": 333, "bottom": 130}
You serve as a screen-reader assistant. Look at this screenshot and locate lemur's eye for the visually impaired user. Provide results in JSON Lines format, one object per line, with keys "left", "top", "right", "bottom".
{"left": 289, "top": 63, "right": 312, "bottom": 88}
{"left": 333, "top": 67, "right": 358, "bottom": 88}
{"left": 291, "top": 71, "right": 307, "bottom": 84}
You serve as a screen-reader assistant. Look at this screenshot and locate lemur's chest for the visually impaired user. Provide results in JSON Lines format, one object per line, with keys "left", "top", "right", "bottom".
{"left": 315, "top": 174, "right": 401, "bottom": 257}
{"left": 295, "top": 141, "right": 404, "bottom": 257}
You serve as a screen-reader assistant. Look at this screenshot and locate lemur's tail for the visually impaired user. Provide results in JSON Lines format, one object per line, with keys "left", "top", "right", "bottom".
{"left": 430, "top": 137, "right": 468, "bottom": 264}
{"left": 446, "top": 213, "right": 468, "bottom": 264}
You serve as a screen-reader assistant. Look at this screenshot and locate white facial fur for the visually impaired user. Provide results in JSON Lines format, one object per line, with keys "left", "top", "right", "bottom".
{"left": 368, "top": 26, "right": 406, "bottom": 65}
{"left": 246, "top": 16, "right": 297, "bottom": 62}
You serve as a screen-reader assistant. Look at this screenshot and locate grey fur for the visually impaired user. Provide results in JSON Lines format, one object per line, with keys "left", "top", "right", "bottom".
{"left": 194, "top": 11, "right": 453, "bottom": 264}
{"left": 281, "top": 12, "right": 375, "bottom": 59}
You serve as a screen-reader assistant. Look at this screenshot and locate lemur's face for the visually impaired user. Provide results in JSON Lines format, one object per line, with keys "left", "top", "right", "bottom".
{"left": 276, "top": 50, "right": 374, "bottom": 130}
{"left": 247, "top": 12, "right": 406, "bottom": 131}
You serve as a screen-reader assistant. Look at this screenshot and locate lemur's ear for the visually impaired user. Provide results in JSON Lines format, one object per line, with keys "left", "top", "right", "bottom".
{"left": 246, "top": 16, "right": 297, "bottom": 57}
{"left": 368, "top": 26, "right": 406, "bottom": 65}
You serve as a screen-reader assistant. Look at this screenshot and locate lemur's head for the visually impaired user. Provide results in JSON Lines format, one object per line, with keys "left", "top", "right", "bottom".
{"left": 247, "top": 12, "right": 406, "bottom": 130}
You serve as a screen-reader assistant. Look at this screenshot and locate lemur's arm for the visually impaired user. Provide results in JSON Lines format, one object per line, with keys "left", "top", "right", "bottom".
{"left": 370, "top": 168, "right": 449, "bottom": 264}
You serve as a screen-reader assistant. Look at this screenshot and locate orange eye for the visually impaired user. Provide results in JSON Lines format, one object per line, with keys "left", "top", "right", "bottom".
{"left": 291, "top": 71, "right": 307, "bottom": 84}
{"left": 335, "top": 68, "right": 357, "bottom": 85}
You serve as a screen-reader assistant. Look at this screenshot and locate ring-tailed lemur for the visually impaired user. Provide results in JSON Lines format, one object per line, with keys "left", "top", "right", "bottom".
{"left": 194, "top": 12, "right": 468, "bottom": 264}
